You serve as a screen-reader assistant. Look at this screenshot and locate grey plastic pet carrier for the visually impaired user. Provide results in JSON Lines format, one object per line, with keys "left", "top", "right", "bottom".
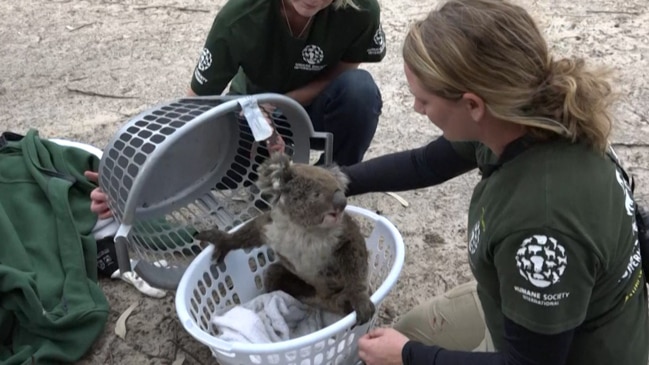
{"left": 98, "top": 93, "right": 333, "bottom": 290}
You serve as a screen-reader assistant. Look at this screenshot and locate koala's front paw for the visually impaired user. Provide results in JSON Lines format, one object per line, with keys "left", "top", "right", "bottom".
{"left": 194, "top": 229, "right": 231, "bottom": 263}
{"left": 352, "top": 297, "right": 376, "bottom": 325}
{"left": 339, "top": 294, "right": 375, "bottom": 325}
{"left": 209, "top": 246, "right": 232, "bottom": 263}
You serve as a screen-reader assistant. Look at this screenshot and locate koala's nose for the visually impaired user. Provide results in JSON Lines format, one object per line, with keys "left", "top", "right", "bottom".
{"left": 333, "top": 190, "right": 347, "bottom": 211}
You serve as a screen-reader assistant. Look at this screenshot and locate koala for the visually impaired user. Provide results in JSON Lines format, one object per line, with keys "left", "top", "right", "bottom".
{"left": 194, "top": 152, "right": 375, "bottom": 325}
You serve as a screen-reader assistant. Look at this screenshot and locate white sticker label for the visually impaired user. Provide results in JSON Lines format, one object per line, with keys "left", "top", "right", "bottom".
{"left": 238, "top": 97, "right": 274, "bottom": 142}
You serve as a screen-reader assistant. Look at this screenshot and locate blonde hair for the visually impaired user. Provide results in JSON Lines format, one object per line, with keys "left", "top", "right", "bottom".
{"left": 332, "top": 0, "right": 360, "bottom": 10}
{"left": 403, "top": 0, "right": 616, "bottom": 152}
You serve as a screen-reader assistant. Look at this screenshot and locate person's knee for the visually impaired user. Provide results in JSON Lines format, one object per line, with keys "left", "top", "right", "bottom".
{"left": 329, "top": 69, "right": 382, "bottom": 150}
{"left": 392, "top": 281, "right": 485, "bottom": 350}
{"left": 310, "top": 69, "right": 383, "bottom": 165}
{"left": 333, "top": 69, "right": 383, "bottom": 117}
{"left": 443, "top": 280, "right": 478, "bottom": 299}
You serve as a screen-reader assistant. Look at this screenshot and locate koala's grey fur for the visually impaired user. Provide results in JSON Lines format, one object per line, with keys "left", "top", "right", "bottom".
{"left": 195, "top": 152, "right": 375, "bottom": 324}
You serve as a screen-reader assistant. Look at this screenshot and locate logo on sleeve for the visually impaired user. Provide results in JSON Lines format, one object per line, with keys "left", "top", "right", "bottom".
{"left": 516, "top": 235, "right": 567, "bottom": 288}
{"left": 468, "top": 221, "right": 480, "bottom": 255}
{"left": 193, "top": 48, "right": 212, "bottom": 85}
{"left": 198, "top": 48, "right": 213, "bottom": 71}
{"left": 614, "top": 168, "right": 642, "bottom": 282}
{"left": 514, "top": 235, "right": 570, "bottom": 307}
{"left": 367, "top": 23, "right": 386, "bottom": 55}
{"left": 468, "top": 207, "right": 486, "bottom": 256}
{"left": 294, "top": 45, "right": 326, "bottom": 71}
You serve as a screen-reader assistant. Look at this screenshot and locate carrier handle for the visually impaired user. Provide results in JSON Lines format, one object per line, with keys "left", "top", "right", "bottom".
{"left": 114, "top": 224, "right": 134, "bottom": 276}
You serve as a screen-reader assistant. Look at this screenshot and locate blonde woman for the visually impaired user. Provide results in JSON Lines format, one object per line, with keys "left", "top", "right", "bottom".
{"left": 189, "top": 0, "right": 387, "bottom": 166}
{"left": 345, "top": 0, "right": 649, "bottom": 364}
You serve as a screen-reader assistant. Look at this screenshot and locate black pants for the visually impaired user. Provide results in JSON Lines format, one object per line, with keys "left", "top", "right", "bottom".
{"left": 304, "top": 68, "right": 383, "bottom": 166}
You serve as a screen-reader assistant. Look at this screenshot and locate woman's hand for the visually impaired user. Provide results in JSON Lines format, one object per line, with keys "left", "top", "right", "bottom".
{"left": 259, "top": 103, "right": 286, "bottom": 154}
{"left": 238, "top": 102, "right": 286, "bottom": 155}
{"left": 83, "top": 171, "right": 114, "bottom": 219}
{"left": 358, "top": 327, "right": 410, "bottom": 365}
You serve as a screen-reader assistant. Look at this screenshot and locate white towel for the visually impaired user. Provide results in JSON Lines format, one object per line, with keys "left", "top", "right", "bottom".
{"left": 91, "top": 216, "right": 120, "bottom": 241}
{"left": 210, "top": 290, "right": 343, "bottom": 344}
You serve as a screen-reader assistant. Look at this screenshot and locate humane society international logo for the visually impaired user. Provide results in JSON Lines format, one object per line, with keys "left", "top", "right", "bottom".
{"left": 513, "top": 235, "right": 570, "bottom": 307}
{"left": 302, "top": 44, "right": 324, "bottom": 65}
{"left": 193, "top": 47, "right": 212, "bottom": 85}
{"left": 197, "top": 47, "right": 213, "bottom": 71}
{"left": 468, "top": 207, "right": 485, "bottom": 256}
{"left": 468, "top": 221, "right": 480, "bottom": 255}
{"left": 515, "top": 235, "right": 567, "bottom": 288}
{"left": 614, "top": 167, "right": 642, "bottom": 281}
{"left": 294, "top": 44, "right": 326, "bottom": 71}
{"left": 367, "top": 23, "right": 386, "bottom": 55}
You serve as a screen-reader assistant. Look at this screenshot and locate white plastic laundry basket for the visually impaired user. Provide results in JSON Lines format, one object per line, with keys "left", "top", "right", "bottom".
{"left": 175, "top": 205, "right": 405, "bottom": 365}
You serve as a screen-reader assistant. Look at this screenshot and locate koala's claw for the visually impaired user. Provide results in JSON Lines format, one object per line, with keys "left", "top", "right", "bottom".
{"left": 194, "top": 229, "right": 220, "bottom": 242}
{"left": 193, "top": 229, "right": 230, "bottom": 263}
{"left": 211, "top": 247, "right": 229, "bottom": 263}
{"left": 352, "top": 297, "right": 376, "bottom": 325}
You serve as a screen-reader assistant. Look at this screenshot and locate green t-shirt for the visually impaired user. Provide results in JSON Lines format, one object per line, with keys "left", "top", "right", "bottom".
{"left": 190, "top": 0, "right": 386, "bottom": 96}
{"left": 453, "top": 138, "right": 648, "bottom": 364}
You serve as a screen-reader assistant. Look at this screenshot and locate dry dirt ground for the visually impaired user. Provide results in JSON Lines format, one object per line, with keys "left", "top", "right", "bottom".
{"left": 1, "top": 0, "right": 648, "bottom": 364}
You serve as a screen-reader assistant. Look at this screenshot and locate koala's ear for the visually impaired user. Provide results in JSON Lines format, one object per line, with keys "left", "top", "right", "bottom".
{"left": 256, "top": 152, "right": 293, "bottom": 195}
{"left": 327, "top": 164, "right": 349, "bottom": 190}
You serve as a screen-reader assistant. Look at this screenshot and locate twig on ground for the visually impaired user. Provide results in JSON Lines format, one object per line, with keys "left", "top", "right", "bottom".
{"left": 119, "top": 111, "right": 139, "bottom": 118}
{"left": 166, "top": 21, "right": 192, "bottom": 26}
{"left": 115, "top": 302, "right": 139, "bottom": 340}
{"left": 171, "top": 322, "right": 181, "bottom": 365}
{"left": 439, "top": 276, "right": 449, "bottom": 293}
{"left": 586, "top": 10, "right": 640, "bottom": 15}
{"left": 104, "top": 337, "right": 119, "bottom": 365}
{"left": 133, "top": 5, "right": 210, "bottom": 13}
{"left": 65, "top": 75, "right": 89, "bottom": 82}
{"left": 66, "top": 86, "right": 138, "bottom": 100}
{"left": 66, "top": 23, "right": 96, "bottom": 32}
{"left": 611, "top": 142, "right": 649, "bottom": 148}
{"left": 172, "top": 353, "right": 186, "bottom": 365}
{"left": 385, "top": 192, "right": 409, "bottom": 207}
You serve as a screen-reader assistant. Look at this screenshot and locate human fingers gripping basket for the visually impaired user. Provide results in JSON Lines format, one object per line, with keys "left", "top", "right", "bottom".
{"left": 175, "top": 205, "right": 405, "bottom": 365}
{"left": 97, "top": 93, "right": 333, "bottom": 290}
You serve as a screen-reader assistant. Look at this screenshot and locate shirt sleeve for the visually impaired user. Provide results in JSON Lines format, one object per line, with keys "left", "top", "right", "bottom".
{"left": 449, "top": 141, "right": 478, "bottom": 163}
{"left": 494, "top": 229, "right": 598, "bottom": 334}
{"left": 341, "top": 136, "right": 477, "bottom": 196}
{"left": 340, "top": 3, "right": 386, "bottom": 63}
{"left": 189, "top": 21, "right": 240, "bottom": 96}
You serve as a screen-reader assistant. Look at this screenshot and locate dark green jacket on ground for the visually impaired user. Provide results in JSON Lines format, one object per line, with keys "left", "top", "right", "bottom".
{"left": 0, "top": 129, "right": 109, "bottom": 365}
